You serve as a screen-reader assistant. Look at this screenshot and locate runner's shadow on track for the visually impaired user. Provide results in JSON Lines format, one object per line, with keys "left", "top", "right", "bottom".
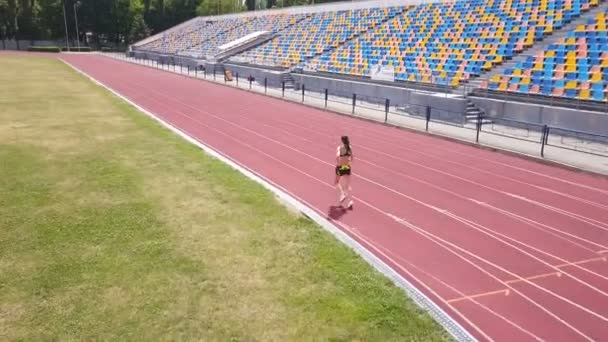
{"left": 327, "top": 205, "right": 350, "bottom": 220}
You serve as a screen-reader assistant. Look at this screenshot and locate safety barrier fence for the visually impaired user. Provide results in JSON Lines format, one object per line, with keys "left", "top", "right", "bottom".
{"left": 103, "top": 53, "right": 608, "bottom": 173}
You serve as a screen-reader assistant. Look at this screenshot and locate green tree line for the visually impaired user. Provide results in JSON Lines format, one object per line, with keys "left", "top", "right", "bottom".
{"left": 0, "top": 0, "right": 343, "bottom": 46}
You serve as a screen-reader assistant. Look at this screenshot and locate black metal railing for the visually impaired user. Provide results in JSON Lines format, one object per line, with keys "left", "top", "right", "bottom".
{"left": 545, "top": 126, "right": 608, "bottom": 157}
{"left": 115, "top": 53, "right": 608, "bottom": 162}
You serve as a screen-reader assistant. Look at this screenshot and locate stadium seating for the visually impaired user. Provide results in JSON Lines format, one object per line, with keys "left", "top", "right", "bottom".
{"left": 139, "top": 18, "right": 247, "bottom": 56}
{"left": 486, "top": 8, "right": 607, "bottom": 102}
{"left": 233, "top": 7, "right": 402, "bottom": 68}
{"left": 136, "top": 0, "right": 603, "bottom": 102}
{"left": 176, "top": 18, "right": 246, "bottom": 57}
{"left": 182, "top": 13, "right": 305, "bottom": 58}
{"left": 307, "top": 0, "right": 597, "bottom": 86}
{"left": 138, "top": 20, "right": 209, "bottom": 54}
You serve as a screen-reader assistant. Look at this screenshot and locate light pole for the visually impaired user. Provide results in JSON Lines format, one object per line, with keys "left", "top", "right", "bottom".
{"left": 62, "top": 0, "right": 70, "bottom": 51}
{"left": 73, "top": 1, "right": 81, "bottom": 50}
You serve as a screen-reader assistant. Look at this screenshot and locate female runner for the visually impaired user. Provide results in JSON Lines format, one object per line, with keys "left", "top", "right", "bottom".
{"left": 335, "top": 135, "right": 353, "bottom": 209}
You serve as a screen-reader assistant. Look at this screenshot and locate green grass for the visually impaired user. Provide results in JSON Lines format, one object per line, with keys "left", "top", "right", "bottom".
{"left": 0, "top": 55, "right": 451, "bottom": 341}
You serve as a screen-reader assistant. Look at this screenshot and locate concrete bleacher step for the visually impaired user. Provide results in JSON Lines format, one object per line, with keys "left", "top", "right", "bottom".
{"left": 281, "top": 73, "right": 296, "bottom": 89}
{"left": 455, "top": 0, "right": 608, "bottom": 95}
{"left": 465, "top": 114, "right": 493, "bottom": 123}
{"left": 464, "top": 100, "right": 492, "bottom": 124}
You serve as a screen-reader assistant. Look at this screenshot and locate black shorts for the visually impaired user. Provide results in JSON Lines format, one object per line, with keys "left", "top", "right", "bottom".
{"left": 335, "top": 165, "right": 351, "bottom": 176}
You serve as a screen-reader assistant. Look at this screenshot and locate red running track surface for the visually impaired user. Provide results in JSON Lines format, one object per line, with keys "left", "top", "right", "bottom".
{"left": 62, "top": 54, "right": 608, "bottom": 341}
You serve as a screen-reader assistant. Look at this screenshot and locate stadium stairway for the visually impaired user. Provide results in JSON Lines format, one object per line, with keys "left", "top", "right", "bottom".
{"left": 464, "top": 100, "right": 492, "bottom": 125}
{"left": 456, "top": 0, "right": 608, "bottom": 95}
{"left": 281, "top": 73, "right": 296, "bottom": 89}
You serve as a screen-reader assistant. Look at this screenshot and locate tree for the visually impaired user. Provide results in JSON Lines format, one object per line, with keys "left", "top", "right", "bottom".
{"left": 36, "top": 0, "right": 62, "bottom": 39}
{"left": 196, "top": 0, "right": 240, "bottom": 17}
{"left": 245, "top": 0, "right": 254, "bottom": 11}
{"left": 0, "top": 0, "right": 8, "bottom": 47}
{"left": 128, "top": 13, "right": 150, "bottom": 42}
{"left": 110, "top": 0, "right": 131, "bottom": 43}
{"left": 128, "top": 0, "right": 152, "bottom": 43}
{"left": 0, "top": 0, "right": 347, "bottom": 48}
{"left": 166, "top": 0, "right": 197, "bottom": 23}
{"left": 16, "top": 0, "right": 39, "bottom": 40}
{"left": 4, "top": 0, "right": 19, "bottom": 47}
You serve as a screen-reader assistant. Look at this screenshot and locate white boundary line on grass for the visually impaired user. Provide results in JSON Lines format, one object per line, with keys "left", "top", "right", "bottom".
{"left": 59, "top": 57, "right": 478, "bottom": 342}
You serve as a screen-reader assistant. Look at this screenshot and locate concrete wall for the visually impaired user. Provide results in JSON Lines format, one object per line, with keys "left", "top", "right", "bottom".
{"left": 132, "top": 51, "right": 202, "bottom": 68}
{"left": 472, "top": 96, "right": 608, "bottom": 135}
{"left": 131, "top": 53, "right": 285, "bottom": 85}
{"left": 129, "top": 53, "right": 608, "bottom": 136}
{"left": 224, "top": 63, "right": 285, "bottom": 87}
{"left": 293, "top": 73, "right": 468, "bottom": 124}
{"left": 131, "top": 52, "right": 469, "bottom": 126}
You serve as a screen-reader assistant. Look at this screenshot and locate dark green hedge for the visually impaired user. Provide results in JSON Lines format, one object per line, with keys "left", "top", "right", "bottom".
{"left": 28, "top": 46, "right": 61, "bottom": 53}
{"left": 101, "top": 47, "right": 126, "bottom": 52}
{"left": 60, "top": 47, "right": 92, "bottom": 52}
{"left": 27, "top": 46, "right": 92, "bottom": 53}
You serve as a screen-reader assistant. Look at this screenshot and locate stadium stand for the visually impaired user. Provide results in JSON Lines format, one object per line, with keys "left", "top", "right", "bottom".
{"left": 306, "top": 0, "right": 598, "bottom": 86}
{"left": 128, "top": 0, "right": 608, "bottom": 138}
{"left": 138, "top": 17, "right": 256, "bottom": 56}
{"left": 137, "top": 20, "right": 210, "bottom": 54}
{"left": 485, "top": 8, "right": 607, "bottom": 102}
{"left": 176, "top": 18, "right": 245, "bottom": 57}
{"left": 182, "top": 13, "right": 306, "bottom": 58}
{"left": 134, "top": 0, "right": 604, "bottom": 98}
{"left": 232, "top": 7, "right": 403, "bottom": 68}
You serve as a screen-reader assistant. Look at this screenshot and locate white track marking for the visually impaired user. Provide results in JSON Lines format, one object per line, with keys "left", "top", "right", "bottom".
{"left": 119, "top": 76, "right": 608, "bottom": 239}
{"left": 381, "top": 211, "right": 597, "bottom": 341}
{"left": 66, "top": 56, "right": 608, "bottom": 340}
{"left": 367, "top": 236, "right": 543, "bottom": 341}
{"left": 111, "top": 75, "right": 608, "bottom": 310}
{"left": 119, "top": 75, "right": 608, "bottom": 325}
{"left": 109, "top": 52, "right": 608, "bottom": 196}
{"left": 62, "top": 57, "right": 482, "bottom": 342}
{"left": 503, "top": 192, "right": 608, "bottom": 231}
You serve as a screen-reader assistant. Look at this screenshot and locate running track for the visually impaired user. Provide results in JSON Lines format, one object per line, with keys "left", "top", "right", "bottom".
{"left": 61, "top": 54, "right": 608, "bottom": 341}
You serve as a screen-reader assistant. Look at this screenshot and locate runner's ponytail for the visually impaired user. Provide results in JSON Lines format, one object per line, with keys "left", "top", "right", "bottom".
{"left": 341, "top": 136, "right": 351, "bottom": 156}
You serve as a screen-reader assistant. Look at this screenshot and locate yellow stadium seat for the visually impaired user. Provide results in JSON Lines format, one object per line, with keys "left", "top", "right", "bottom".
{"left": 566, "top": 80, "right": 578, "bottom": 89}
{"left": 566, "top": 63, "right": 577, "bottom": 72}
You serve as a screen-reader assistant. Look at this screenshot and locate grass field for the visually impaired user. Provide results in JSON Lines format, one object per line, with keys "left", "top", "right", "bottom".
{"left": 0, "top": 55, "right": 450, "bottom": 341}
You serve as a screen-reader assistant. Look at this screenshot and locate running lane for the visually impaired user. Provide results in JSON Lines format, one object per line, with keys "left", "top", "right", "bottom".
{"left": 62, "top": 54, "right": 608, "bottom": 342}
